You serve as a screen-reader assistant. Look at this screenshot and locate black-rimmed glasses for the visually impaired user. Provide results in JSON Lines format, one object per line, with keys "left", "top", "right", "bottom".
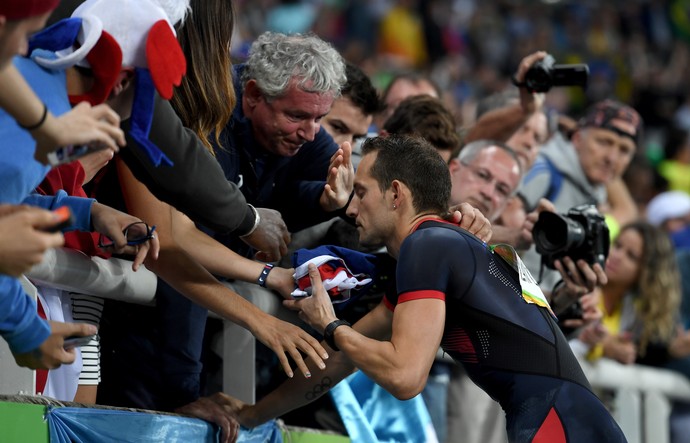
{"left": 98, "top": 222, "right": 156, "bottom": 249}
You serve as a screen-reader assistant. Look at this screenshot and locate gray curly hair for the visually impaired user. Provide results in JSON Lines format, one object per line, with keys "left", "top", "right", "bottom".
{"left": 243, "top": 32, "right": 346, "bottom": 100}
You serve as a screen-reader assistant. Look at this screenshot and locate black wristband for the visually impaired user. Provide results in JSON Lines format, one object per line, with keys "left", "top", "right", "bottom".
{"left": 20, "top": 102, "right": 48, "bottom": 131}
{"left": 323, "top": 319, "right": 350, "bottom": 352}
{"left": 257, "top": 263, "right": 274, "bottom": 287}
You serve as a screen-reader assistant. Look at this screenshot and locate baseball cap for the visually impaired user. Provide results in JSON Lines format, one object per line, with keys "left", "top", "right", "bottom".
{"left": 646, "top": 191, "right": 690, "bottom": 227}
{"left": 579, "top": 99, "right": 642, "bottom": 144}
{"left": 0, "top": 0, "right": 59, "bottom": 21}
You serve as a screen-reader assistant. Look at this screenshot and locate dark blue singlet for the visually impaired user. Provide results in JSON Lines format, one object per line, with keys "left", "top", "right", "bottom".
{"left": 385, "top": 220, "right": 627, "bottom": 443}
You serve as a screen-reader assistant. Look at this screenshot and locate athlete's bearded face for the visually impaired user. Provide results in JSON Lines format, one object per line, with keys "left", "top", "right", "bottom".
{"left": 346, "top": 152, "right": 396, "bottom": 248}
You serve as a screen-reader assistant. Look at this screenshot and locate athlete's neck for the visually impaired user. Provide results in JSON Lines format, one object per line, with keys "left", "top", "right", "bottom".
{"left": 386, "top": 212, "right": 442, "bottom": 259}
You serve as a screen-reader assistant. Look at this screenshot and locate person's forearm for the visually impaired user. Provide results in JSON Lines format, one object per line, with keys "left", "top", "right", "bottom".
{"left": 332, "top": 326, "right": 430, "bottom": 399}
{"left": 464, "top": 103, "right": 529, "bottom": 144}
{"left": 172, "top": 211, "right": 264, "bottom": 282}
{"left": 119, "top": 96, "right": 255, "bottom": 235}
{"left": 321, "top": 303, "right": 434, "bottom": 400}
{"left": 245, "top": 350, "right": 355, "bottom": 427}
{"left": 144, "top": 247, "right": 269, "bottom": 333}
{"left": 0, "top": 65, "right": 48, "bottom": 128}
{"left": 0, "top": 276, "right": 51, "bottom": 354}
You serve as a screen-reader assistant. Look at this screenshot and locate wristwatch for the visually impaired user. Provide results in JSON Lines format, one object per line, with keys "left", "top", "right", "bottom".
{"left": 323, "top": 319, "right": 351, "bottom": 352}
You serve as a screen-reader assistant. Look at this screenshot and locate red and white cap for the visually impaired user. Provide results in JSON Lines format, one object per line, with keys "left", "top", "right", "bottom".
{"left": 32, "top": 0, "right": 187, "bottom": 102}
{"left": 29, "top": 0, "right": 189, "bottom": 166}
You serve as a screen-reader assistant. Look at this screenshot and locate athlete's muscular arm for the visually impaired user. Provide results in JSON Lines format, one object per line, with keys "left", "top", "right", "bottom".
{"left": 334, "top": 297, "right": 445, "bottom": 399}
{"left": 287, "top": 265, "right": 445, "bottom": 399}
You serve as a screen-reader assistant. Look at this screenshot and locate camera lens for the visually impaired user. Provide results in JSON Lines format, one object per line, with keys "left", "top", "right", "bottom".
{"left": 525, "top": 66, "right": 552, "bottom": 93}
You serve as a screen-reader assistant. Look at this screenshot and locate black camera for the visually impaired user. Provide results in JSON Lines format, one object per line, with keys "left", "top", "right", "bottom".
{"left": 532, "top": 205, "right": 610, "bottom": 270}
{"left": 524, "top": 54, "right": 589, "bottom": 93}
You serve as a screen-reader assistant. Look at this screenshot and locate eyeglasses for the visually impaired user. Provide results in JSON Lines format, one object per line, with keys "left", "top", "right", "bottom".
{"left": 98, "top": 222, "right": 156, "bottom": 249}
{"left": 461, "top": 162, "right": 515, "bottom": 199}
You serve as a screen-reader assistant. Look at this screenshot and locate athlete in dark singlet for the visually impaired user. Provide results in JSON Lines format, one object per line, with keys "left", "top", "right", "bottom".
{"left": 392, "top": 219, "right": 625, "bottom": 442}
{"left": 225, "top": 135, "right": 627, "bottom": 443}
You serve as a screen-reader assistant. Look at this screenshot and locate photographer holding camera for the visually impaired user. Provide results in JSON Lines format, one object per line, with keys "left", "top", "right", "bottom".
{"left": 519, "top": 98, "right": 643, "bottom": 320}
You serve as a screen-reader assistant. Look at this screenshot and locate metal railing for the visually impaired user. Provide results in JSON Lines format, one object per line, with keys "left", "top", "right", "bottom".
{"left": 579, "top": 357, "right": 690, "bottom": 443}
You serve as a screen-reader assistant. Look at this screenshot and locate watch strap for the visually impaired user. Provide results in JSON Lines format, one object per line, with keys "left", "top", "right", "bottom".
{"left": 323, "top": 319, "right": 350, "bottom": 352}
{"left": 258, "top": 263, "right": 274, "bottom": 288}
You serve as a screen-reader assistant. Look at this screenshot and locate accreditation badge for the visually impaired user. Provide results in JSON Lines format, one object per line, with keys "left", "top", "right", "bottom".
{"left": 490, "top": 244, "right": 556, "bottom": 318}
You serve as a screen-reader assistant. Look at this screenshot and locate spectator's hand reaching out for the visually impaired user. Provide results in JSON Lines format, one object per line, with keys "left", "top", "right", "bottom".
{"left": 243, "top": 207, "right": 291, "bottom": 262}
{"left": 175, "top": 392, "right": 242, "bottom": 443}
{"left": 446, "top": 202, "right": 492, "bottom": 243}
{"left": 13, "top": 321, "right": 97, "bottom": 370}
{"left": 320, "top": 141, "right": 354, "bottom": 212}
{"left": 602, "top": 332, "right": 637, "bottom": 365}
{"left": 0, "top": 205, "right": 65, "bottom": 277}
{"left": 33, "top": 102, "right": 126, "bottom": 165}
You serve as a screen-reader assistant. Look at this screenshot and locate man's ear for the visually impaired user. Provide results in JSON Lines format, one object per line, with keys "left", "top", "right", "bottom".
{"left": 244, "top": 79, "right": 263, "bottom": 108}
{"left": 110, "top": 68, "right": 135, "bottom": 97}
{"left": 448, "top": 157, "right": 462, "bottom": 174}
{"left": 390, "top": 180, "right": 405, "bottom": 204}
{"left": 571, "top": 129, "right": 583, "bottom": 151}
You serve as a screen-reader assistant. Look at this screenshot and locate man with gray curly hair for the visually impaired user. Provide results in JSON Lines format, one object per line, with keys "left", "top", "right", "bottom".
{"left": 213, "top": 32, "right": 354, "bottom": 244}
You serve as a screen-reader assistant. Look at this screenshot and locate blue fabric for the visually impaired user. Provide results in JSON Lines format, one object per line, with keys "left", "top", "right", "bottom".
{"left": 0, "top": 276, "right": 49, "bottom": 354}
{"left": 291, "top": 245, "right": 378, "bottom": 278}
{"left": 130, "top": 68, "right": 173, "bottom": 167}
{"left": 0, "top": 56, "right": 86, "bottom": 354}
{"left": 238, "top": 421, "right": 283, "bottom": 443}
{"left": 46, "top": 406, "right": 219, "bottom": 443}
{"left": 97, "top": 279, "right": 208, "bottom": 411}
{"left": 28, "top": 18, "right": 82, "bottom": 55}
{"left": 22, "top": 191, "right": 94, "bottom": 232}
{"left": 330, "top": 372, "right": 437, "bottom": 443}
{"left": 292, "top": 245, "right": 378, "bottom": 310}
{"left": 46, "top": 406, "right": 283, "bottom": 443}
{"left": 672, "top": 226, "right": 690, "bottom": 252}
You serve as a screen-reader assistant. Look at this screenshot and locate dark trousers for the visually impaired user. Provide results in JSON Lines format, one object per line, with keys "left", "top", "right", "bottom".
{"left": 98, "top": 278, "right": 208, "bottom": 411}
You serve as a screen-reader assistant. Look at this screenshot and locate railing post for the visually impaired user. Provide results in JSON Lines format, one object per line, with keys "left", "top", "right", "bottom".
{"left": 644, "top": 391, "right": 671, "bottom": 443}
{"left": 614, "top": 387, "right": 642, "bottom": 443}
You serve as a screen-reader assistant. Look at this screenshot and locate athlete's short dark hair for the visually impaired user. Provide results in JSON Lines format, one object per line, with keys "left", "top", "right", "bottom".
{"left": 362, "top": 135, "right": 450, "bottom": 215}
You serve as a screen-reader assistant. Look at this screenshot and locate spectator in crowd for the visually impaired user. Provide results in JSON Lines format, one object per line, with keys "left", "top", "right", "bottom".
{"left": 376, "top": 72, "right": 440, "bottom": 129}
{"left": 223, "top": 134, "right": 627, "bottom": 443}
{"left": 519, "top": 99, "right": 642, "bottom": 293}
{"left": 572, "top": 221, "right": 690, "bottom": 419}
{"left": 25, "top": 1, "right": 326, "bottom": 420}
{"left": 0, "top": 0, "right": 147, "bottom": 373}
{"left": 448, "top": 140, "right": 522, "bottom": 223}
{"left": 467, "top": 64, "right": 548, "bottom": 173}
{"left": 382, "top": 94, "right": 460, "bottom": 163}
{"left": 0, "top": 0, "right": 125, "bottom": 164}
{"left": 282, "top": 61, "right": 381, "bottom": 256}
{"left": 321, "top": 62, "right": 381, "bottom": 149}
{"left": 645, "top": 190, "right": 690, "bottom": 251}
{"left": 210, "top": 31, "right": 352, "bottom": 250}
{"left": 51, "top": 0, "right": 292, "bottom": 263}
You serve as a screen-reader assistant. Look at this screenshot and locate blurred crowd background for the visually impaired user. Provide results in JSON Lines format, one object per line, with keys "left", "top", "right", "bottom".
{"left": 231, "top": 0, "right": 690, "bottom": 164}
